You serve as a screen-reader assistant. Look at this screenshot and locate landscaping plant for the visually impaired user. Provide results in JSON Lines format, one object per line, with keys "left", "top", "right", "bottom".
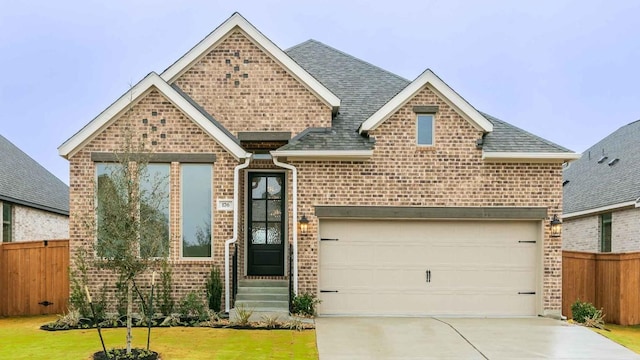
{"left": 205, "top": 266, "right": 223, "bottom": 312}
{"left": 291, "top": 292, "right": 321, "bottom": 316}
{"left": 571, "top": 299, "right": 606, "bottom": 329}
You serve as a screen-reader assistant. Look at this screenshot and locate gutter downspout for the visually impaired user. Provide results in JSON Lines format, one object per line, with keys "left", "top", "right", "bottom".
{"left": 272, "top": 156, "right": 298, "bottom": 296}
{"left": 225, "top": 155, "right": 252, "bottom": 313}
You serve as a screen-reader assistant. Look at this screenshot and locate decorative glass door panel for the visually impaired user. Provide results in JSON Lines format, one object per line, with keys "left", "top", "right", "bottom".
{"left": 248, "top": 173, "right": 285, "bottom": 275}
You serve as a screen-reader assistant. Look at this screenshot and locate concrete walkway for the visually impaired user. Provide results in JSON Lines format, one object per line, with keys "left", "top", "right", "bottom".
{"left": 316, "top": 317, "right": 640, "bottom": 360}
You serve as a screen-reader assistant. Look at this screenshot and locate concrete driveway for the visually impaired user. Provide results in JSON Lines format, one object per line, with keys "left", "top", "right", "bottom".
{"left": 316, "top": 317, "right": 640, "bottom": 360}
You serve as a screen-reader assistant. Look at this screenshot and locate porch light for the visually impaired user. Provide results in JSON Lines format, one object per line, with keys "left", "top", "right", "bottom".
{"left": 299, "top": 215, "right": 309, "bottom": 234}
{"left": 550, "top": 214, "right": 562, "bottom": 237}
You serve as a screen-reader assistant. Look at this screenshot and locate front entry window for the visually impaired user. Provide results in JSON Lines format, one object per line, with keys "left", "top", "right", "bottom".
{"left": 248, "top": 173, "right": 285, "bottom": 275}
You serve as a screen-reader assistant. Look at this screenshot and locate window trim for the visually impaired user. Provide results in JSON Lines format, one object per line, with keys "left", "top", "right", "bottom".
{"left": 416, "top": 114, "right": 435, "bottom": 147}
{"left": 600, "top": 212, "right": 612, "bottom": 253}
{"left": 180, "top": 163, "right": 214, "bottom": 260}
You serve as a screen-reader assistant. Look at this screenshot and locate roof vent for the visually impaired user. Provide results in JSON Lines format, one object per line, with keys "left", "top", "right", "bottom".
{"left": 608, "top": 158, "right": 619, "bottom": 166}
{"left": 597, "top": 156, "right": 608, "bottom": 164}
{"left": 562, "top": 180, "right": 570, "bottom": 186}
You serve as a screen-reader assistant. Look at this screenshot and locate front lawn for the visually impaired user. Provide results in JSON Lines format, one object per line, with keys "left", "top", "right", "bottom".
{"left": 594, "top": 324, "right": 640, "bottom": 354}
{"left": 0, "top": 315, "right": 318, "bottom": 360}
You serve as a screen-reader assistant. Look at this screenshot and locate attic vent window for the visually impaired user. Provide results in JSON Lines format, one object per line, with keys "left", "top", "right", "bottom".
{"left": 608, "top": 158, "right": 619, "bottom": 166}
{"left": 597, "top": 156, "right": 608, "bottom": 164}
{"left": 562, "top": 180, "right": 570, "bottom": 186}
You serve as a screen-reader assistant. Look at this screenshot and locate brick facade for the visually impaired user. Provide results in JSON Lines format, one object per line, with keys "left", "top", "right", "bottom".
{"left": 564, "top": 207, "right": 640, "bottom": 253}
{"left": 67, "top": 26, "right": 563, "bottom": 315}
{"left": 10, "top": 204, "right": 68, "bottom": 241}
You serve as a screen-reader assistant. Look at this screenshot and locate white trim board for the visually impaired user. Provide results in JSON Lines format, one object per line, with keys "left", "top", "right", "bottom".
{"left": 160, "top": 12, "right": 340, "bottom": 112}
{"left": 563, "top": 201, "right": 639, "bottom": 219}
{"left": 58, "top": 72, "right": 249, "bottom": 161}
{"left": 482, "top": 152, "right": 582, "bottom": 163}
{"left": 359, "top": 69, "right": 493, "bottom": 134}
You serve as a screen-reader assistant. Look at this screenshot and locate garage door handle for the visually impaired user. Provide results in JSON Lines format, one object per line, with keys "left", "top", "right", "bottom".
{"left": 426, "top": 270, "right": 431, "bottom": 283}
{"left": 320, "top": 290, "right": 339, "bottom": 293}
{"left": 518, "top": 292, "right": 535, "bottom": 295}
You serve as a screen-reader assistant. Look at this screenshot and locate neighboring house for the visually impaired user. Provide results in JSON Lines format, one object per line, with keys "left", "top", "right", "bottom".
{"left": 563, "top": 120, "right": 640, "bottom": 253}
{"left": 59, "top": 13, "right": 579, "bottom": 318}
{"left": 0, "top": 134, "right": 69, "bottom": 242}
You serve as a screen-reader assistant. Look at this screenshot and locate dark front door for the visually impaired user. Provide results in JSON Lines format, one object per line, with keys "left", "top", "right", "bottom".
{"left": 248, "top": 172, "right": 285, "bottom": 276}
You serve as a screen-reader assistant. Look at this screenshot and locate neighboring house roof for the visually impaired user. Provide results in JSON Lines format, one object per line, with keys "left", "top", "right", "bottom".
{"left": 0, "top": 134, "right": 69, "bottom": 215}
{"left": 160, "top": 12, "right": 340, "bottom": 112}
{"left": 58, "top": 72, "right": 250, "bottom": 161}
{"left": 563, "top": 120, "right": 640, "bottom": 216}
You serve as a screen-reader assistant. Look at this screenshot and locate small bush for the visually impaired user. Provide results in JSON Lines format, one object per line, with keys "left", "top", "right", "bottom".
{"left": 179, "top": 291, "right": 207, "bottom": 320}
{"left": 69, "top": 249, "right": 91, "bottom": 317}
{"left": 158, "top": 260, "right": 174, "bottom": 316}
{"left": 205, "top": 266, "right": 223, "bottom": 312}
{"left": 291, "top": 292, "right": 321, "bottom": 316}
{"left": 571, "top": 300, "right": 601, "bottom": 323}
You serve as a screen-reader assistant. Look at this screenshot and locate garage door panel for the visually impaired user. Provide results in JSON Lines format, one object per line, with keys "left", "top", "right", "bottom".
{"left": 319, "top": 220, "right": 539, "bottom": 316}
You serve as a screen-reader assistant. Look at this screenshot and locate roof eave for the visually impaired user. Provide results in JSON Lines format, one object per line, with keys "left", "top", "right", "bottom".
{"left": 563, "top": 201, "right": 639, "bottom": 219}
{"left": 359, "top": 69, "right": 493, "bottom": 134}
{"left": 270, "top": 150, "right": 373, "bottom": 161}
{"left": 160, "top": 12, "right": 341, "bottom": 112}
{"left": 482, "top": 151, "right": 582, "bottom": 163}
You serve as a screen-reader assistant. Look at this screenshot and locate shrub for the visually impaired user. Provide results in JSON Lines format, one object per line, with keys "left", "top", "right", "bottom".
{"left": 69, "top": 249, "right": 91, "bottom": 317}
{"left": 571, "top": 300, "right": 601, "bottom": 323}
{"left": 205, "top": 266, "right": 223, "bottom": 312}
{"left": 291, "top": 292, "right": 321, "bottom": 316}
{"left": 158, "top": 261, "right": 174, "bottom": 316}
{"left": 179, "top": 291, "right": 207, "bottom": 320}
{"left": 232, "top": 304, "right": 253, "bottom": 326}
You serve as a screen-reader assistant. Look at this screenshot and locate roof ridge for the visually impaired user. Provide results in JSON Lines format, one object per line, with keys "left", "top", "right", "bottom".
{"left": 287, "top": 39, "right": 410, "bottom": 83}
{"left": 481, "top": 112, "right": 573, "bottom": 153}
{"left": 582, "top": 118, "right": 640, "bottom": 155}
{"left": 0, "top": 134, "right": 68, "bottom": 189}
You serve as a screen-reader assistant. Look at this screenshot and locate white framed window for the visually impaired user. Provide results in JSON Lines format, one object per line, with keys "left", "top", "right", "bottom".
{"left": 181, "top": 164, "right": 213, "bottom": 259}
{"left": 416, "top": 114, "right": 435, "bottom": 146}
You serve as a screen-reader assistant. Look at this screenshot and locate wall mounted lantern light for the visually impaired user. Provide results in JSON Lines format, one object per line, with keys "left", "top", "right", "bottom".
{"left": 550, "top": 214, "right": 562, "bottom": 237}
{"left": 299, "top": 215, "right": 309, "bottom": 234}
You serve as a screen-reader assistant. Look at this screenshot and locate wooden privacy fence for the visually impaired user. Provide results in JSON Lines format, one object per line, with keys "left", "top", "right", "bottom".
{"left": 563, "top": 250, "right": 640, "bottom": 325}
{"left": 0, "top": 240, "right": 69, "bottom": 316}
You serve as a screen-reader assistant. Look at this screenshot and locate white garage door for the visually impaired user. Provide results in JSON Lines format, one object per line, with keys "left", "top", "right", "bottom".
{"left": 318, "top": 220, "right": 540, "bottom": 316}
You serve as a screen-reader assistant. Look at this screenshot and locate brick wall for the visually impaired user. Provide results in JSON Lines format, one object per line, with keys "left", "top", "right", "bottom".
{"left": 173, "top": 30, "right": 332, "bottom": 137}
{"left": 68, "top": 89, "right": 237, "bottom": 305}
{"left": 564, "top": 207, "right": 640, "bottom": 253}
{"left": 12, "top": 204, "right": 68, "bottom": 241}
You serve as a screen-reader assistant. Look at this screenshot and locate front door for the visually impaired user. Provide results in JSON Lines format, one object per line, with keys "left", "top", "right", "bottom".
{"left": 247, "top": 173, "right": 285, "bottom": 276}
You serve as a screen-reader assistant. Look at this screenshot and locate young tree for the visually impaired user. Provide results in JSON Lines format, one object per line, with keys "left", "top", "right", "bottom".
{"left": 95, "top": 130, "right": 169, "bottom": 354}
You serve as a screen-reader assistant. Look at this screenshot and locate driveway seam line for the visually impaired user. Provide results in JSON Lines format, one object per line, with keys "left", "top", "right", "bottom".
{"left": 433, "top": 317, "right": 489, "bottom": 360}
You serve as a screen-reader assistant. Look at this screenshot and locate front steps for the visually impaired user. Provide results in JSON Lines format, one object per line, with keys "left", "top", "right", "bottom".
{"left": 230, "top": 279, "right": 289, "bottom": 322}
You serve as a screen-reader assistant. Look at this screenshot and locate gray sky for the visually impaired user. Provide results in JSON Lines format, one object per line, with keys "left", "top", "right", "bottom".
{"left": 2, "top": 0, "right": 639, "bottom": 184}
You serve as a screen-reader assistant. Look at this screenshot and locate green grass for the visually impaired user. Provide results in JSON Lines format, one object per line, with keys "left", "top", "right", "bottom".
{"left": 594, "top": 324, "right": 640, "bottom": 354}
{"left": 0, "top": 315, "right": 318, "bottom": 360}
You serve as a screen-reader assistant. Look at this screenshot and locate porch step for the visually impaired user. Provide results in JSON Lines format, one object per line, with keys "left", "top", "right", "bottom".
{"left": 232, "top": 279, "right": 290, "bottom": 322}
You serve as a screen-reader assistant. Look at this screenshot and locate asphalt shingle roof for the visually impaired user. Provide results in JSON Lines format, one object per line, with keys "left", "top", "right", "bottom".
{"left": 563, "top": 120, "right": 640, "bottom": 214}
{"left": 0, "top": 135, "right": 69, "bottom": 215}
{"left": 282, "top": 40, "right": 573, "bottom": 155}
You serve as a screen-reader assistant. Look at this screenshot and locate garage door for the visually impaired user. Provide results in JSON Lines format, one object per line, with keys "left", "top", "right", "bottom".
{"left": 318, "top": 220, "right": 539, "bottom": 316}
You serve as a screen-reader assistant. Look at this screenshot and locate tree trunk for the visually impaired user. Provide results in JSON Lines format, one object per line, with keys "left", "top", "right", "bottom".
{"left": 127, "top": 280, "right": 133, "bottom": 354}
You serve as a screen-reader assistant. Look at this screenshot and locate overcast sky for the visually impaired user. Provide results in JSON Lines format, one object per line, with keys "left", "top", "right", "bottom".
{"left": 1, "top": 0, "right": 639, "bottom": 184}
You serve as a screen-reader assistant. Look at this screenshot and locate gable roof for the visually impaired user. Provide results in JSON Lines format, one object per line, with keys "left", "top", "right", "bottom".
{"left": 160, "top": 13, "right": 340, "bottom": 112}
{"left": 58, "top": 72, "right": 249, "bottom": 160}
{"left": 563, "top": 120, "right": 640, "bottom": 216}
{"left": 0, "top": 135, "right": 69, "bottom": 215}
{"left": 282, "top": 40, "right": 577, "bottom": 160}
{"left": 359, "top": 69, "right": 494, "bottom": 134}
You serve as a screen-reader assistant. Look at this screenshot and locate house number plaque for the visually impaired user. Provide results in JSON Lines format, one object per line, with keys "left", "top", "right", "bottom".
{"left": 217, "top": 199, "right": 234, "bottom": 211}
